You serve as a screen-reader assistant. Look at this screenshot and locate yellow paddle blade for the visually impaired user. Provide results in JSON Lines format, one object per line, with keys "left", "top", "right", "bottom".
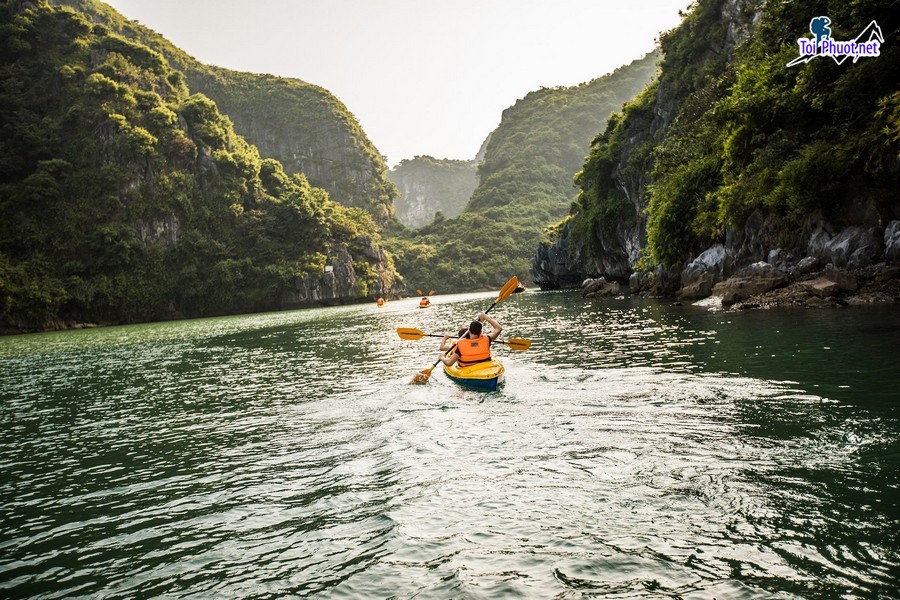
{"left": 428, "top": 290, "right": 435, "bottom": 296}
{"left": 496, "top": 275, "right": 519, "bottom": 303}
{"left": 417, "top": 289, "right": 423, "bottom": 295}
{"left": 504, "top": 338, "right": 531, "bottom": 351}
{"left": 412, "top": 366, "right": 435, "bottom": 384}
{"left": 397, "top": 327, "right": 426, "bottom": 340}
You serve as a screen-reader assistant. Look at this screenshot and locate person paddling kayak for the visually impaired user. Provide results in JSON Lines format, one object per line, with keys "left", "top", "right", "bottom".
{"left": 438, "top": 313, "right": 502, "bottom": 368}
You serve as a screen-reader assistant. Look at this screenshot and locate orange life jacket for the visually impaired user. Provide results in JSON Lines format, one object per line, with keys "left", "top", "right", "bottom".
{"left": 455, "top": 334, "right": 491, "bottom": 366}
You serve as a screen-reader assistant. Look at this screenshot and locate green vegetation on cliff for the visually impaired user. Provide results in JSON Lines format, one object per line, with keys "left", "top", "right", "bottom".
{"left": 567, "top": 0, "right": 898, "bottom": 271}
{"left": 0, "top": 0, "right": 396, "bottom": 329}
{"left": 387, "top": 52, "right": 661, "bottom": 291}
{"left": 58, "top": 0, "right": 398, "bottom": 224}
{"left": 183, "top": 68, "right": 398, "bottom": 223}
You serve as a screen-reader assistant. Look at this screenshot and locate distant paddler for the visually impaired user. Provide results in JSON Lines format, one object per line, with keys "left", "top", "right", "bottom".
{"left": 417, "top": 289, "right": 435, "bottom": 308}
{"left": 376, "top": 297, "right": 385, "bottom": 307}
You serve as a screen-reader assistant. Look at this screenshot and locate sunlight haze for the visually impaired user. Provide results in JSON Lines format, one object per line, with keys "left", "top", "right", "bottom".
{"left": 101, "top": 0, "right": 693, "bottom": 167}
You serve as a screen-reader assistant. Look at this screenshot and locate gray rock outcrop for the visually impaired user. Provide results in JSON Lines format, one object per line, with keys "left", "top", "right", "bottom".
{"left": 678, "top": 244, "right": 726, "bottom": 299}
{"left": 807, "top": 225, "right": 883, "bottom": 269}
{"left": 583, "top": 277, "right": 621, "bottom": 298}
{"left": 885, "top": 220, "right": 900, "bottom": 263}
{"left": 710, "top": 261, "right": 788, "bottom": 305}
{"left": 281, "top": 245, "right": 401, "bottom": 308}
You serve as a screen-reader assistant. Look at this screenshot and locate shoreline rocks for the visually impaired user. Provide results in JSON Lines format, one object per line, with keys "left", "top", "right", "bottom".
{"left": 582, "top": 277, "right": 621, "bottom": 298}
{"left": 678, "top": 244, "right": 726, "bottom": 299}
{"left": 709, "top": 261, "right": 788, "bottom": 305}
{"left": 568, "top": 218, "right": 900, "bottom": 311}
{"left": 672, "top": 219, "right": 900, "bottom": 310}
{"left": 727, "top": 263, "right": 899, "bottom": 310}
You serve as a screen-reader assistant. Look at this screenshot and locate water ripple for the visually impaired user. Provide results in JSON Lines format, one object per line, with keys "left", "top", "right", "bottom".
{"left": 1, "top": 293, "right": 898, "bottom": 598}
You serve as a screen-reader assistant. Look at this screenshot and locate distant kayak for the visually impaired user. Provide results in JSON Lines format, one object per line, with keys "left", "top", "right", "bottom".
{"left": 418, "top": 299, "right": 431, "bottom": 308}
{"left": 443, "top": 358, "right": 505, "bottom": 391}
{"left": 512, "top": 283, "right": 526, "bottom": 294}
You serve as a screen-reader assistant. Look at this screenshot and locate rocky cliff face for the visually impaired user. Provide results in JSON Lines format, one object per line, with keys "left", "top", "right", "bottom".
{"left": 59, "top": 0, "right": 398, "bottom": 224}
{"left": 532, "top": 88, "right": 659, "bottom": 290}
{"left": 533, "top": 218, "right": 636, "bottom": 289}
{"left": 388, "top": 156, "right": 478, "bottom": 228}
{"left": 533, "top": 0, "right": 899, "bottom": 307}
{"left": 184, "top": 70, "right": 399, "bottom": 223}
{"left": 534, "top": 0, "right": 757, "bottom": 290}
{"left": 1, "top": 0, "right": 404, "bottom": 333}
{"left": 280, "top": 243, "right": 401, "bottom": 309}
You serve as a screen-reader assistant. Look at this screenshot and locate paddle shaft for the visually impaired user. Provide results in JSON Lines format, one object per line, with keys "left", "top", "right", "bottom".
{"left": 405, "top": 331, "right": 524, "bottom": 348}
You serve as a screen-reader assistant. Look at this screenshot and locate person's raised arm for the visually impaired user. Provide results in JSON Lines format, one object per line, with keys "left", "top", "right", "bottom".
{"left": 479, "top": 313, "right": 502, "bottom": 341}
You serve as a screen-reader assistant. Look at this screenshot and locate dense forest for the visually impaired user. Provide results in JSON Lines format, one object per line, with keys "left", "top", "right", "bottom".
{"left": 541, "top": 0, "right": 899, "bottom": 291}
{"left": 58, "top": 0, "right": 399, "bottom": 224}
{"left": 8, "top": 0, "right": 894, "bottom": 331}
{"left": 0, "top": 0, "right": 398, "bottom": 330}
{"left": 386, "top": 52, "right": 661, "bottom": 291}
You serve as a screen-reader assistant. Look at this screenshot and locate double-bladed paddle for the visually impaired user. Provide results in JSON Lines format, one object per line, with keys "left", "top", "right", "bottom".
{"left": 411, "top": 275, "right": 519, "bottom": 384}
{"left": 397, "top": 327, "right": 531, "bottom": 351}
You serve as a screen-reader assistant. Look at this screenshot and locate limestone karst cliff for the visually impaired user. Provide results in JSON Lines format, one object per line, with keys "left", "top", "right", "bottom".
{"left": 58, "top": 0, "right": 398, "bottom": 224}
{"left": 534, "top": 0, "right": 899, "bottom": 304}
{"left": 386, "top": 52, "right": 662, "bottom": 291}
{"left": 0, "top": 0, "right": 401, "bottom": 332}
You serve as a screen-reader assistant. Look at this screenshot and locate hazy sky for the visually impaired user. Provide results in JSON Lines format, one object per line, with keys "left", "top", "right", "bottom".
{"left": 102, "top": 0, "right": 693, "bottom": 167}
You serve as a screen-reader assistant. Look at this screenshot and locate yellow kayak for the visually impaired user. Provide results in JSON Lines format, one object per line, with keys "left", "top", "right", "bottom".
{"left": 443, "top": 358, "right": 505, "bottom": 391}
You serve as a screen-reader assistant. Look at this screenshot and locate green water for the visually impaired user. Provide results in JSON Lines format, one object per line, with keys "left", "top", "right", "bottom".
{"left": 1, "top": 290, "right": 898, "bottom": 598}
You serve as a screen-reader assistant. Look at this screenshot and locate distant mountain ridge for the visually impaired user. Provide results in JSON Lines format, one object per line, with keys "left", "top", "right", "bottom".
{"left": 388, "top": 156, "right": 478, "bottom": 228}
{"left": 386, "top": 51, "right": 662, "bottom": 291}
